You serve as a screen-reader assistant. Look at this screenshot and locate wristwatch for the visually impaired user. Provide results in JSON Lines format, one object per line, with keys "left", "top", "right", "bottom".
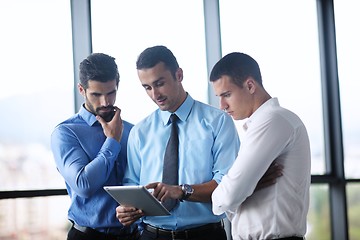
{"left": 180, "top": 184, "right": 194, "bottom": 201}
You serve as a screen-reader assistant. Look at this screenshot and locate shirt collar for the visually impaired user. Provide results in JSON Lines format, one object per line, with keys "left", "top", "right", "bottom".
{"left": 78, "top": 104, "right": 99, "bottom": 126}
{"left": 243, "top": 97, "right": 279, "bottom": 131}
{"left": 160, "top": 93, "right": 194, "bottom": 125}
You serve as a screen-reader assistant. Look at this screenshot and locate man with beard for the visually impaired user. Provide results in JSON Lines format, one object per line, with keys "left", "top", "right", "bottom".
{"left": 51, "top": 53, "right": 139, "bottom": 240}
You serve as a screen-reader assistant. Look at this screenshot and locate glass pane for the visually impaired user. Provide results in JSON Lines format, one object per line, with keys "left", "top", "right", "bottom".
{"left": 306, "top": 184, "right": 331, "bottom": 240}
{"left": 0, "top": 1, "right": 72, "bottom": 190}
{"left": 0, "top": 196, "right": 70, "bottom": 239}
{"left": 219, "top": 0, "right": 325, "bottom": 175}
{"left": 347, "top": 183, "right": 360, "bottom": 240}
{"left": 91, "top": 0, "right": 208, "bottom": 124}
{"left": 334, "top": 0, "right": 360, "bottom": 179}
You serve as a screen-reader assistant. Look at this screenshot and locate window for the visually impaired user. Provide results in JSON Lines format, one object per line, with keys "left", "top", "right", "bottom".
{"left": 91, "top": 0, "right": 208, "bottom": 124}
{"left": 1, "top": 1, "right": 359, "bottom": 239}
{"left": 346, "top": 184, "right": 360, "bottom": 239}
{"left": 307, "top": 185, "right": 331, "bottom": 240}
{"left": 0, "top": 0, "right": 73, "bottom": 191}
{"left": 334, "top": 0, "right": 360, "bottom": 179}
{"left": 219, "top": 1, "right": 326, "bottom": 239}
{"left": 0, "top": 0, "right": 73, "bottom": 238}
{"left": 0, "top": 196, "right": 70, "bottom": 239}
{"left": 334, "top": 1, "right": 360, "bottom": 239}
{"left": 219, "top": 0, "right": 324, "bottom": 175}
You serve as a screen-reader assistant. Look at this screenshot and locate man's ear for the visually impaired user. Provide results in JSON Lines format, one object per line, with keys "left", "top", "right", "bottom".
{"left": 176, "top": 68, "right": 183, "bottom": 82}
{"left": 245, "top": 78, "right": 256, "bottom": 94}
{"left": 78, "top": 83, "right": 86, "bottom": 97}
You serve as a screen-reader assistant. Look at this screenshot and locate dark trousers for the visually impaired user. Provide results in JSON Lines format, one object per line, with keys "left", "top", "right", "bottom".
{"left": 67, "top": 224, "right": 140, "bottom": 240}
{"left": 274, "top": 237, "right": 304, "bottom": 240}
{"left": 139, "top": 222, "right": 227, "bottom": 240}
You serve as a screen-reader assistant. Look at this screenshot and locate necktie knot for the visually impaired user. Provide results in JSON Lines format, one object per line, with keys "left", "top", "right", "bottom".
{"left": 170, "top": 114, "right": 178, "bottom": 123}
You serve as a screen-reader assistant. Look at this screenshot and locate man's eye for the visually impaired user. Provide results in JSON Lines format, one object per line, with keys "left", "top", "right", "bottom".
{"left": 154, "top": 82, "right": 164, "bottom": 87}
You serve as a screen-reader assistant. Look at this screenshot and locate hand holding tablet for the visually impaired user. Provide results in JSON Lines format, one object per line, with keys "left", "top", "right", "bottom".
{"left": 104, "top": 185, "right": 171, "bottom": 216}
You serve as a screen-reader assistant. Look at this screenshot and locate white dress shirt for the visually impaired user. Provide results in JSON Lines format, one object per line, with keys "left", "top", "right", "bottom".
{"left": 212, "top": 98, "right": 311, "bottom": 240}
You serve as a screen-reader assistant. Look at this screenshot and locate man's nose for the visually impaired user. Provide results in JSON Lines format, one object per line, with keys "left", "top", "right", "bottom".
{"left": 151, "top": 88, "right": 160, "bottom": 99}
{"left": 220, "top": 98, "right": 228, "bottom": 111}
{"left": 100, "top": 95, "right": 110, "bottom": 106}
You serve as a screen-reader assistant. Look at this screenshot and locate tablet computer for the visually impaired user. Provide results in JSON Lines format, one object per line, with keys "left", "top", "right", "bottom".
{"left": 103, "top": 185, "right": 171, "bottom": 216}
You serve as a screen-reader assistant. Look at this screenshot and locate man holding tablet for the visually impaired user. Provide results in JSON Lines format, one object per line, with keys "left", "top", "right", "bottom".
{"left": 115, "top": 46, "right": 240, "bottom": 240}
{"left": 115, "top": 46, "right": 281, "bottom": 240}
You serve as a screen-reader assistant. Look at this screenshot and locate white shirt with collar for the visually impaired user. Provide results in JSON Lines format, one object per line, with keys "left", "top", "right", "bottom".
{"left": 212, "top": 98, "right": 311, "bottom": 240}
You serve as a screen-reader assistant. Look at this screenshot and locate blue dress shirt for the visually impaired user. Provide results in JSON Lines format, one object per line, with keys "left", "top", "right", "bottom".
{"left": 124, "top": 94, "right": 240, "bottom": 230}
{"left": 51, "top": 105, "right": 134, "bottom": 234}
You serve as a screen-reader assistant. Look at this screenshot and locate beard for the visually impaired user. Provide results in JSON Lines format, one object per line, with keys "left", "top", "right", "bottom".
{"left": 84, "top": 100, "right": 115, "bottom": 122}
{"left": 96, "top": 106, "right": 115, "bottom": 122}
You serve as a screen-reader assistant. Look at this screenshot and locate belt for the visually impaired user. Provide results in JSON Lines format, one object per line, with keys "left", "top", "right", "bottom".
{"left": 274, "top": 237, "right": 304, "bottom": 240}
{"left": 144, "top": 221, "right": 223, "bottom": 239}
{"left": 72, "top": 223, "right": 138, "bottom": 240}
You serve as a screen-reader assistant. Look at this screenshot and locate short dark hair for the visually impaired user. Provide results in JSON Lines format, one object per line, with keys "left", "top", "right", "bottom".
{"left": 79, "top": 53, "right": 120, "bottom": 89}
{"left": 210, "top": 52, "right": 262, "bottom": 87}
{"left": 136, "top": 45, "right": 179, "bottom": 79}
